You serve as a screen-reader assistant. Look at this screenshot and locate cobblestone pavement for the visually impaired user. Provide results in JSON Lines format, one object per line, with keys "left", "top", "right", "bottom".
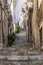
{"left": 0, "top": 60, "right": 43, "bottom": 65}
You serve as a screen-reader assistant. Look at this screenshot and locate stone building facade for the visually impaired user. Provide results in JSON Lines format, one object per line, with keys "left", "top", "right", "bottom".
{"left": 32, "top": 0, "right": 40, "bottom": 49}
{"left": 0, "top": 2, "right": 2, "bottom": 46}
{"left": 0, "top": 0, "right": 14, "bottom": 46}
{"left": 0, "top": 0, "right": 9, "bottom": 45}
{"left": 30, "top": 0, "right": 43, "bottom": 49}
{"left": 38, "top": 0, "right": 43, "bottom": 49}
{"left": 23, "top": 0, "right": 43, "bottom": 49}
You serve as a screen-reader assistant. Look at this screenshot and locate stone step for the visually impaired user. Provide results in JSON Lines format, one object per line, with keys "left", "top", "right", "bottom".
{"left": 0, "top": 55, "right": 43, "bottom": 61}
{"left": 0, "top": 48, "right": 40, "bottom": 55}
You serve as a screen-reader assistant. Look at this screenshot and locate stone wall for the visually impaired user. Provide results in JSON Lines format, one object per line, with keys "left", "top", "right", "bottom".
{"left": 32, "top": 0, "right": 40, "bottom": 49}
{"left": 0, "top": 0, "right": 9, "bottom": 45}
{"left": 0, "top": 2, "right": 3, "bottom": 46}
{"left": 39, "top": 0, "right": 43, "bottom": 48}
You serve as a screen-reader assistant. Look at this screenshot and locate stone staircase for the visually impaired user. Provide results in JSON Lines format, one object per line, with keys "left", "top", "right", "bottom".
{"left": 0, "top": 30, "right": 42, "bottom": 57}
{"left": 0, "top": 60, "right": 43, "bottom": 65}
{"left": 0, "top": 45, "right": 42, "bottom": 56}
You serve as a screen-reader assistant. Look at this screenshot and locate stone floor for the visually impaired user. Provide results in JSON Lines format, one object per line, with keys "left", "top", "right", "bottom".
{"left": 0, "top": 60, "right": 43, "bottom": 65}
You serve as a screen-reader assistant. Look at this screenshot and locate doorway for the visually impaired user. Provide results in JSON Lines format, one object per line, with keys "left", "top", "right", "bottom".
{"left": 40, "top": 27, "right": 42, "bottom": 47}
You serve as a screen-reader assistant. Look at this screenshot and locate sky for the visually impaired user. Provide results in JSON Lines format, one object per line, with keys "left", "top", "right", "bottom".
{"left": 14, "top": 0, "right": 33, "bottom": 23}
{"left": 14, "top": 0, "right": 24, "bottom": 23}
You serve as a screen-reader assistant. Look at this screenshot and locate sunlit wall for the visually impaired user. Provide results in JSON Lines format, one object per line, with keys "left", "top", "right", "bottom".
{"left": 38, "top": 0, "right": 42, "bottom": 8}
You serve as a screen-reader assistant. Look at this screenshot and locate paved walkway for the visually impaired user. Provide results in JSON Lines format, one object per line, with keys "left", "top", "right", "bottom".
{"left": 13, "top": 30, "right": 27, "bottom": 47}
{"left": 0, "top": 30, "right": 43, "bottom": 56}
{"left": 0, "top": 59, "right": 43, "bottom": 65}
{"left": 0, "top": 30, "right": 43, "bottom": 65}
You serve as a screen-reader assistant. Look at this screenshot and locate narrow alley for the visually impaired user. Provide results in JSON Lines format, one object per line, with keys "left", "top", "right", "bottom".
{"left": 14, "top": 30, "right": 27, "bottom": 47}
{"left": 0, "top": 0, "right": 43, "bottom": 65}
{"left": 0, "top": 30, "right": 42, "bottom": 56}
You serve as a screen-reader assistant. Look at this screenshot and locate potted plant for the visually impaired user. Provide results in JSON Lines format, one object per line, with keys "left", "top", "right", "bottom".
{"left": 7, "top": 32, "right": 15, "bottom": 47}
{"left": 15, "top": 27, "right": 19, "bottom": 33}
